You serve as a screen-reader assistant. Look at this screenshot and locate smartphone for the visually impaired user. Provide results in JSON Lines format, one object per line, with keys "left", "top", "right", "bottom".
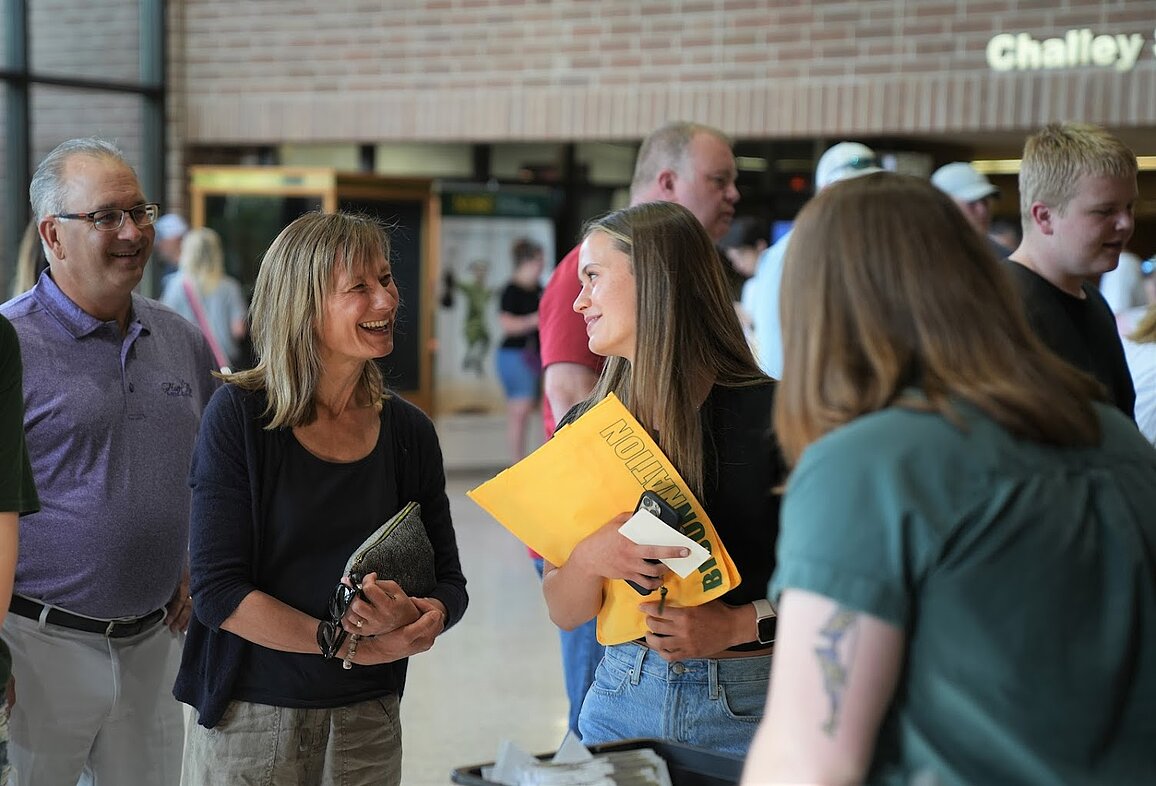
{"left": 626, "top": 491, "right": 682, "bottom": 595}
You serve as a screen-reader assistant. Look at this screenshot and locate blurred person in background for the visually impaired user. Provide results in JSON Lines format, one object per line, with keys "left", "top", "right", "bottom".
{"left": 160, "top": 227, "right": 249, "bottom": 371}
{"left": 1100, "top": 248, "right": 1150, "bottom": 326}
{"left": 8, "top": 223, "right": 47, "bottom": 300}
{"left": 742, "top": 141, "right": 882, "bottom": 378}
{"left": 153, "top": 213, "right": 187, "bottom": 287}
{"left": 718, "top": 217, "right": 767, "bottom": 350}
{"left": 989, "top": 217, "right": 1022, "bottom": 253}
{"left": 743, "top": 172, "right": 1156, "bottom": 786}
{"left": 930, "top": 161, "right": 1011, "bottom": 256}
{"left": 496, "top": 238, "right": 544, "bottom": 463}
{"left": 1123, "top": 300, "right": 1156, "bottom": 445}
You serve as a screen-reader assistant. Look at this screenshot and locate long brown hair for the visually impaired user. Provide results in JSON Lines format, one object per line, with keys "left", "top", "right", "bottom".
{"left": 577, "top": 201, "right": 766, "bottom": 498}
{"left": 774, "top": 172, "right": 1104, "bottom": 465}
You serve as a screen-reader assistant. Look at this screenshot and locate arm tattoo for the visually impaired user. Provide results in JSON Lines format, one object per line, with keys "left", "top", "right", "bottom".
{"left": 814, "top": 606, "right": 860, "bottom": 737}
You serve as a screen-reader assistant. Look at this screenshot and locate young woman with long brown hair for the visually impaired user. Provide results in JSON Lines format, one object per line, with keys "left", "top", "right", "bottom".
{"left": 541, "top": 201, "right": 785, "bottom": 756}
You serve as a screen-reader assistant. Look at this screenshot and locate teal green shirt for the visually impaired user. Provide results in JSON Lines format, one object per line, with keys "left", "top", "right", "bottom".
{"left": 772, "top": 401, "right": 1156, "bottom": 785}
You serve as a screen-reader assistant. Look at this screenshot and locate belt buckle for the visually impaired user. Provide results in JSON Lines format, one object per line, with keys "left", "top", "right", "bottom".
{"left": 105, "top": 620, "right": 118, "bottom": 637}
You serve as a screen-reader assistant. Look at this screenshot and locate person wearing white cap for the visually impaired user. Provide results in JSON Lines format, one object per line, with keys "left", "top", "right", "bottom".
{"left": 741, "top": 142, "right": 882, "bottom": 377}
{"left": 931, "top": 162, "right": 999, "bottom": 234}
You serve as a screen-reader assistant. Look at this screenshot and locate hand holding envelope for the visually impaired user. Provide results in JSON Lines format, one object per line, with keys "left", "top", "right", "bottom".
{"left": 468, "top": 393, "right": 742, "bottom": 644}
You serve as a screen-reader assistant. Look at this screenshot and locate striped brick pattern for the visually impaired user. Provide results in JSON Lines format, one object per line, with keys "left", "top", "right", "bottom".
{"left": 176, "top": 0, "right": 1156, "bottom": 144}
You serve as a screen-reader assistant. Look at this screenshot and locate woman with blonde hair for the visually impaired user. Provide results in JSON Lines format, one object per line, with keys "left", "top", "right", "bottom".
{"left": 742, "top": 173, "right": 1156, "bottom": 785}
{"left": 175, "top": 212, "right": 467, "bottom": 785}
{"left": 542, "top": 201, "right": 785, "bottom": 756}
{"left": 160, "top": 227, "right": 248, "bottom": 368}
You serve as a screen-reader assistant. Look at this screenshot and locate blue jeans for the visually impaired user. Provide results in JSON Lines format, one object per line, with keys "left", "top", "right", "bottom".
{"left": 533, "top": 557, "right": 604, "bottom": 737}
{"left": 578, "top": 642, "right": 770, "bottom": 757}
{"left": 496, "top": 347, "right": 539, "bottom": 399}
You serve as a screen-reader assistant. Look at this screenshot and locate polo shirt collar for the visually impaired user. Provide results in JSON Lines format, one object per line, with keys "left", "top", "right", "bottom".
{"left": 32, "top": 270, "right": 148, "bottom": 340}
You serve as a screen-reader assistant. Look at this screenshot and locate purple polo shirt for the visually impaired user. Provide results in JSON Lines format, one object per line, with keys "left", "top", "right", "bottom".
{"left": 1, "top": 271, "right": 219, "bottom": 618}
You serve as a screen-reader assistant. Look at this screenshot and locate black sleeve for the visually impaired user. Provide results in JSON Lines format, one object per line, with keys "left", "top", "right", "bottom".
{"left": 392, "top": 398, "right": 469, "bottom": 629}
{"left": 188, "top": 386, "right": 260, "bottom": 631}
{"left": 499, "top": 284, "right": 520, "bottom": 314}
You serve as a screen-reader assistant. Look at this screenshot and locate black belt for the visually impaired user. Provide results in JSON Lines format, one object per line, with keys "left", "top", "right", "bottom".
{"left": 9, "top": 596, "right": 165, "bottom": 639}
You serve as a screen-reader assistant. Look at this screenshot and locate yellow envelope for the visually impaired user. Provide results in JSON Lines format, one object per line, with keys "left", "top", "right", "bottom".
{"left": 467, "top": 393, "right": 741, "bottom": 644}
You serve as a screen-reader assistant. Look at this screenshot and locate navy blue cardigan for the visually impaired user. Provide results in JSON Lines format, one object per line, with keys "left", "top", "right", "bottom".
{"left": 173, "top": 384, "right": 468, "bottom": 728}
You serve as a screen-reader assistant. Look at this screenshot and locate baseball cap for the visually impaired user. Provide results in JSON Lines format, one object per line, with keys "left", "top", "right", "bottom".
{"left": 815, "top": 142, "right": 884, "bottom": 190}
{"left": 931, "top": 162, "right": 999, "bottom": 203}
{"left": 154, "top": 213, "right": 188, "bottom": 240}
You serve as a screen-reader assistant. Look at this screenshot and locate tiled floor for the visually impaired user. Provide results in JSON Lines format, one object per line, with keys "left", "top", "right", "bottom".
{"left": 400, "top": 469, "right": 570, "bottom": 785}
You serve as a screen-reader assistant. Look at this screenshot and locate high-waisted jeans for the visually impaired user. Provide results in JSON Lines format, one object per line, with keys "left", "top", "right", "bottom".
{"left": 578, "top": 641, "right": 771, "bottom": 757}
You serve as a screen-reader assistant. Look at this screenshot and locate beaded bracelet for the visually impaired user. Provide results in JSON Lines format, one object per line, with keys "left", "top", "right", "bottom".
{"left": 342, "top": 633, "right": 361, "bottom": 670}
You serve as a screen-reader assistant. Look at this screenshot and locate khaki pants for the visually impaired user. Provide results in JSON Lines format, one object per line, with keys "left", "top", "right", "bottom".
{"left": 182, "top": 694, "right": 402, "bottom": 786}
{"left": 2, "top": 612, "right": 184, "bottom": 786}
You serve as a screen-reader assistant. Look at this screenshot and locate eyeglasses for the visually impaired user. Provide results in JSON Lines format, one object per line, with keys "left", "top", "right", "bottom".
{"left": 316, "top": 578, "right": 362, "bottom": 659}
{"left": 54, "top": 203, "right": 161, "bottom": 232}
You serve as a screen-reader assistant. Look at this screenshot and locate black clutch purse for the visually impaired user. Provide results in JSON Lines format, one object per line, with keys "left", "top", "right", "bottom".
{"left": 342, "top": 501, "right": 436, "bottom": 597}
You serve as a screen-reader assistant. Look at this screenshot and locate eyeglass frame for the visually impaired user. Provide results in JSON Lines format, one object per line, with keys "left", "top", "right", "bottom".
{"left": 316, "top": 575, "right": 364, "bottom": 659}
{"left": 53, "top": 203, "right": 161, "bottom": 232}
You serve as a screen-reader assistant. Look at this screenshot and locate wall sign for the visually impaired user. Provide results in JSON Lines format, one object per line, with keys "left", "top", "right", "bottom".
{"left": 987, "top": 28, "right": 1152, "bottom": 72}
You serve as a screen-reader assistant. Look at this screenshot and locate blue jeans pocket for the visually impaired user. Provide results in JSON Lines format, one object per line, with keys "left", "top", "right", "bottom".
{"left": 718, "top": 678, "right": 768, "bottom": 721}
{"left": 587, "top": 656, "right": 632, "bottom": 697}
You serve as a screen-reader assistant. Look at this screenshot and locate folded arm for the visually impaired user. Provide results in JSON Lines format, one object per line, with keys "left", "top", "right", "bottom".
{"left": 541, "top": 513, "right": 688, "bottom": 630}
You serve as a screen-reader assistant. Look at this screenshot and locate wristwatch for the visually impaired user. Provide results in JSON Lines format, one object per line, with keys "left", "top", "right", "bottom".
{"left": 753, "top": 598, "right": 777, "bottom": 645}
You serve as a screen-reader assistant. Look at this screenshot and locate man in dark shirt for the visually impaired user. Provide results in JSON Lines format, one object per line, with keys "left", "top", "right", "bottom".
{"left": 1004, "top": 122, "right": 1137, "bottom": 418}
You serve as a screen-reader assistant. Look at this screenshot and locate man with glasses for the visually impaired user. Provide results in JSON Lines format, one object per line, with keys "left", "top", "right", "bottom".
{"left": 742, "top": 141, "right": 883, "bottom": 378}
{"left": 0, "top": 138, "right": 218, "bottom": 786}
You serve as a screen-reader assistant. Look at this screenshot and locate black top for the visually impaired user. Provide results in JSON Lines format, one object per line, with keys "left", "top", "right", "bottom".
{"left": 499, "top": 282, "right": 542, "bottom": 350}
{"left": 562, "top": 380, "right": 786, "bottom": 639}
{"left": 174, "top": 385, "right": 468, "bottom": 727}
{"left": 698, "top": 382, "right": 786, "bottom": 611}
{"left": 1004, "top": 261, "right": 1135, "bottom": 419}
{"left": 234, "top": 425, "right": 401, "bottom": 707}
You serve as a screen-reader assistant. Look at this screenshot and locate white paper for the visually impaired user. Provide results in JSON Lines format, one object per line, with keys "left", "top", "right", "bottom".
{"left": 551, "top": 731, "right": 593, "bottom": 764}
{"left": 617, "top": 509, "right": 711, "bottom": 578}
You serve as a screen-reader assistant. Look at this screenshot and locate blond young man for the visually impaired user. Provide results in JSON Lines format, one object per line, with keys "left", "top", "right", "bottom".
{"left": 1005, "top": 122, "right": 1137, "bottom": 417}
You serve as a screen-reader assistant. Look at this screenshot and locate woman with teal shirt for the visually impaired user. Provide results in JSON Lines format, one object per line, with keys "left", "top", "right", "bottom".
{"left": 742, "top": 173, "right": 1156, "bottom": 786}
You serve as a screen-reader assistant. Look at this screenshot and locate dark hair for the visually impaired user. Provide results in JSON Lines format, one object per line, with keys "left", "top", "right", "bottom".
{"left": 512, "top": 238, "right": 543, "bottom": 266}
{"left": 717, "top": 216, "right": 767, "bottom": 251}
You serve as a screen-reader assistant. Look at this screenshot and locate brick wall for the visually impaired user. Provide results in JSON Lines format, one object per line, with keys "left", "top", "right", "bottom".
{"left": 176, "top": 0, "right": 1156, "bottom": 146}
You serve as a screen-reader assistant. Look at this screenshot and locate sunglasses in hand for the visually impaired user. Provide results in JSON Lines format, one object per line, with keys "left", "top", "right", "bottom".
{"left": 316, "top": 575, "right": 363, "bottom": 660}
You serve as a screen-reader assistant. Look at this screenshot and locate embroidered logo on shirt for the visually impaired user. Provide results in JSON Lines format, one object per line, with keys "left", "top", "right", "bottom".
{"left": 161, "top": 380, "right": 193, "bottom": 397}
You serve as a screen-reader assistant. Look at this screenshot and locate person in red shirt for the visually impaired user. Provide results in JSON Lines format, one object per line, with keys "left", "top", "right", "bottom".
{"left": 536, "top": 120, "right": 740, "bottom": 737}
